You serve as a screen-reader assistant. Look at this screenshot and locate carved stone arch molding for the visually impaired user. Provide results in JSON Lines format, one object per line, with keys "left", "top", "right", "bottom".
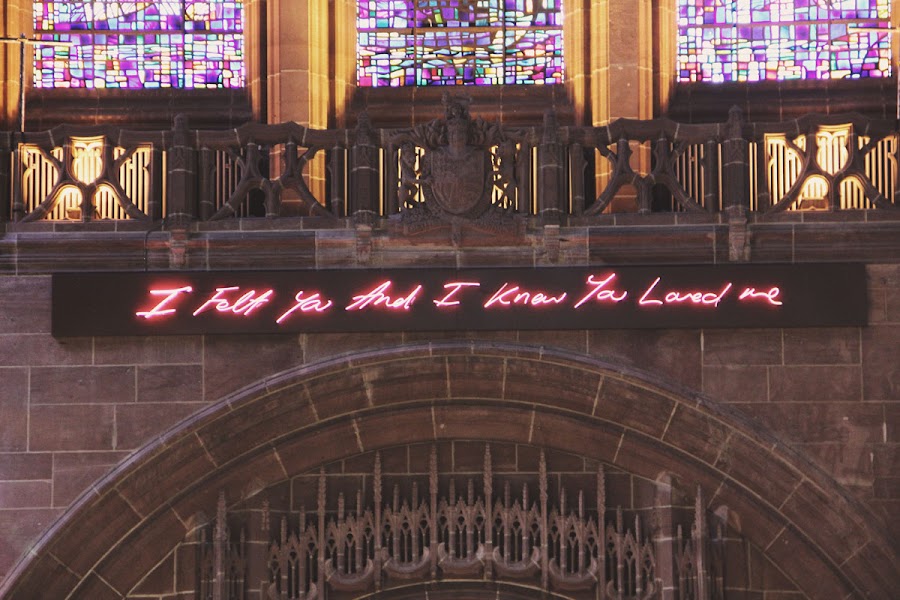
{"left": 0, "top": 342, "right": 896, "bottom": 599}
{"left": 353, "top": 581, "right": 577, "bottom": 600}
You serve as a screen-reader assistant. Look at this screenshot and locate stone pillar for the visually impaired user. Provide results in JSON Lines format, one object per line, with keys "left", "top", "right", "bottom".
{"left": 0, "top": 132, "right": 10, "bottom": 222}
{"left": 592, "top": 0, "right": 654, "bottom": 212}
{"left": 349, "top": 112, "right": 381, "bottom": 217}
{"left": 723, "top": 106, "right": 749, "bottom": 214}
{"left": 592, "top": 0, "right": 654, "bottom": 125}
{"left": 267, "top": 0, "right": 329, "bottom": 200}
{"left": 653, "top": 0, "right": 677, "bottom": 114}
{"left": 267, "top": 0, "right": 329, "bottom": 128}
{"left": 654, "top": 474, "right": 676, "bottom": 600}
{"left": 563, "top": 0, "right": 590, "bottom": 125}
{"left": 723, "top": 106, "right": 751, "bottom": 261}
{"left": 165, "top": 115, "right": 197, "bottom": 268}
{"left": 332, "top": 0, "right": 358, "bottom": 127}
{"left": 0, "top": 0, "right": 32, "bottom": 130}
{"left": 243, "top": 500, "right": 271, "bottom": 600}
{"left": 244, "top": 0, "right": 267, "bottom": 122}
{"left": 894, "top": 1, "right": 900, "bottom": 122}
{"left": 590, "top": 0, "right": 610, "bottom": 127}
{"left": 693, "top": 488, "right": 710, "bottom": 600}
{"left": 174, "top": 522, "right": 204, "bottom": 599}
{"left": 537, "top": 110, "right": 566, "bottom": 221}
{"left": 165, "top": 115, "right": 198, "bottom": 224}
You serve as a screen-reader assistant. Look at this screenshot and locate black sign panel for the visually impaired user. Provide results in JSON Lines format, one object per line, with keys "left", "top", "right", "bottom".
{"left": 51, "top": 264, "right": 867, "bottom": 336}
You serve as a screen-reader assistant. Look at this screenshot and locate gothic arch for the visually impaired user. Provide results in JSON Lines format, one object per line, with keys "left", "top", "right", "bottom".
{"left": 354, "top": 581, "right": 575, "bottom": 600}
{"left": 0, "top": 341, "right": 895, "bottom": 599}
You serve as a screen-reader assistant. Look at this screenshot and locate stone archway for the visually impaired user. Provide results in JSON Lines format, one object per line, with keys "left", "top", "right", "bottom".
{"left": 353, "top": 581, "right": 576, "bottom": 600}
{"left": 0, "top": 341, "right": 895, "bottom": 599}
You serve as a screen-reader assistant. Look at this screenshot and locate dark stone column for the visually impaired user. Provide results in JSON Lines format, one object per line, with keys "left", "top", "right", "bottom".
{"left": 243, "top": 499, "right": 271, "bottom": 600}
{"left": 349, "top": 112, "right": 381, "bottom": 220}
{"left": 537, "top": 110, "right": 566, "bottom": 222}
{"left": 654, "top": 474, "right": 676, "bottom": 600}
{"left": 165, "top": 114, "right": 198, "bottom": 225}
{"left": 165, "top": 114, "right": 198, "bottom": 268}
{"left": 0, "top": 132, "right": 10, "bottom": 222}
{"left": 723, "top": 106, "right": 751, "bottom": 261}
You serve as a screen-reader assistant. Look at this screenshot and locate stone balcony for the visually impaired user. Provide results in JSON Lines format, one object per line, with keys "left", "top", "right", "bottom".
{"left": 1, "top": 103, "right": 898, "bottom": 272}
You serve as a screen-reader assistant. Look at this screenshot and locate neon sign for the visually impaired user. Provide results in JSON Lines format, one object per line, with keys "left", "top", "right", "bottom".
{"left": 51, "top": 265, "right": 867, "bottom": 336}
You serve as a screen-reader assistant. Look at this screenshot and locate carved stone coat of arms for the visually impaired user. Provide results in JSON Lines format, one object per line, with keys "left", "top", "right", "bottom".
{"left": 421, "top": 140, "right": 492, "bottom": 219}
{"left": 393, "top": 94, "right": 522, "bottom": 239}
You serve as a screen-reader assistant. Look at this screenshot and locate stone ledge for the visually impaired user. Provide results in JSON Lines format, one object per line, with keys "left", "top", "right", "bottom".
{"left": 1, "top": 216, "right": 897, "bottom": 273}
{"left": 4, "top": 209, "right": 897, "bottom": 233}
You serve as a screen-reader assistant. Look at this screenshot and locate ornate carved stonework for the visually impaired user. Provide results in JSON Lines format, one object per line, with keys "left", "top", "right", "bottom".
{"left": 200, "top": 447, "right": 732, "bottom": 600}
{"left": 392, "top": 94, "right": 523, "bottom": 242}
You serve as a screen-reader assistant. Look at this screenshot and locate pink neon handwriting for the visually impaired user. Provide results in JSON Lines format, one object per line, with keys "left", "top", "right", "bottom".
{"left": 276, "top": 291, "right": 334, "bottom": 324}
{"left": 483, "top": 282, "right": 567, "bottom": 308}
{"left": 133, "top": 274, "right": 785, "bottom": 324}
{"left": 345, "top": 281, "right": 423, "bottom": 311}
{"left": 135, "top": 286, "right": 193, "bottom": 319}
{"left": 637, "top": 277, "right": 733, "bottom": 308}
{"left": 434, "top": 281, "right": 480, "bottom": 307}
{"left": 192, "top": 286, "right": 274, "bottom": 317}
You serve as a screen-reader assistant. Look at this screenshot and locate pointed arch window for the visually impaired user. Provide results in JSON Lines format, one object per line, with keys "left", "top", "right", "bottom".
{"left": 677, "top": 0, "right": 892, "bottom": 82}
{"left": 32, "top": 1, "right": 244, "bottom": 89}
{"left": 357, "top": 0, "right": 565, "bottom": 86}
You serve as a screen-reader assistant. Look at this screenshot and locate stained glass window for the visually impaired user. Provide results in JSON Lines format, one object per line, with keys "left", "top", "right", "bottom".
{"left": 357, "top": 0, "right": 564, "bottom": 86}
{"left": 678, "top": 0, "right": 892, "bottom": 82}
{"left": 33, "top": 1, "right": 244, "bottom": 89}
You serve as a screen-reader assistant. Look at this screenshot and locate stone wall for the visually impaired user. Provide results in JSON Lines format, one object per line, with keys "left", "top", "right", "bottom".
{"left": 0, "top": 262, "right": 897, "bottom": 591}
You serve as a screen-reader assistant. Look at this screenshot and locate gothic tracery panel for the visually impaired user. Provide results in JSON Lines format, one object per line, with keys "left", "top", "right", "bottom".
{"left": 195, "top": 446, "right": 754, "bottom": 600}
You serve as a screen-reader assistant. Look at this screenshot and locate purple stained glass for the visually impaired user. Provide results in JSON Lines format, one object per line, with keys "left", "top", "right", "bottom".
{"left": 357, "top": 0, "right": 564, "bottom": 86}
{"left": 678, "top": 0, "right": 892, "bottom": 82}
{"left": 33, "top": 1, "right": 244, "bottom": 88}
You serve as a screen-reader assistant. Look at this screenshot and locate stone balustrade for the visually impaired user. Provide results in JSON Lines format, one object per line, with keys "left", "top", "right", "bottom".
{"left": 1, "top": 107, "right": 897, "bottom": 226}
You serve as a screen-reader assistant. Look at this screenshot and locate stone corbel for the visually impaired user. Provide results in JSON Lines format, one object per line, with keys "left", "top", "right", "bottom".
{"left": 164, "top": 216, "right": 192, "bottom": 269}
{"left": 356, "top": 223, "right": 372, "bottom": 264}
{"left": 726, "top": 211, "right": 751, "bottom": 262}
{"left": 542, "top": 223, "right": 561, "bottom": 263}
